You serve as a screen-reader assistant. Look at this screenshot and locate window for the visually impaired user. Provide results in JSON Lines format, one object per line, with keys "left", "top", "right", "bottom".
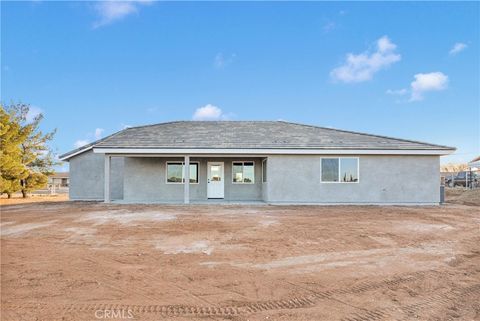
{"left": 210, "top": 165, "right": 222, "bottom": 181}
{"left": 166, "top": 162, "right": 199, "bottom": 184}
{"left": 340, "top": 158, "right": 358, "bottom": 183}
{"left": 321, "top": 158, "right": 339, "bottom": 182}
{"left": 321, "top": 158, "right": 359, "bottom": 183}
{"left": 232, "top": 161, "right": 255, "bottom": 183}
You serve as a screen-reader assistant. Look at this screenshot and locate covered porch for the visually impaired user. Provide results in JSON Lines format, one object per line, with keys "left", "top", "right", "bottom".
{"left": 103, "top": 154, "right": 268, "bottom": 204}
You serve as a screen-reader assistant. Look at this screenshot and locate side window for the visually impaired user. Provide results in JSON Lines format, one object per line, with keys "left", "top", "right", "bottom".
{"left": 166, "top": 162, "right": 199, "bottom": 184}
{"left": 321, "top": 158, "right": 339, "bottom": 182}
{"left": 232, "top": 161, "right": 255, "bottom": 184}
{"left": 187, "top": 163, "right": 199, "bottom": 183}
{"left": 339, "top": 158, "right": 358, "bottom": 182}
{"left": 167, "top": 163, "right": 183, "bottom": 183}
{"left": 321, "top": 158, "right": 359, "bottom": 183}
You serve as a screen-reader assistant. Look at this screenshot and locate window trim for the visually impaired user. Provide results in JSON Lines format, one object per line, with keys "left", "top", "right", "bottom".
{"left": 320, "top": 157, "right": 359, "bottom": 184}
{"left": 232, "top": 161, "right": 255, "bottom": 184}
{"left": 165, "top": 161, "right": 200, "bottom": 184}
{"left": 262, "top": 158, "right": 267, "bottom": 183}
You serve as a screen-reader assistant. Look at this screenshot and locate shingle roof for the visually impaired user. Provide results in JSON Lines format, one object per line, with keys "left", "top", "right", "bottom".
{"left": 50, "top": 172, "right": 69, "bottom": 178}
{"left": 60, "top": 121, "right": 455, "bottom": 159}
{"left": 95, "top": 121, "right": 454, "bottom": 150}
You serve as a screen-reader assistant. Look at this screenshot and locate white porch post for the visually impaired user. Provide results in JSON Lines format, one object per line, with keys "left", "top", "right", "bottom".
{"left": 104, "top": 155, "right": 111, "bottom": 203}
{"left": 184, "top": 155, "right": 190, "bottom": 204}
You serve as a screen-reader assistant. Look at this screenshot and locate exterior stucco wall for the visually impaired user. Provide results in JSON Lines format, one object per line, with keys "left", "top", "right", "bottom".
{"left": 68, "top": 152, "right": 440, "bottom": 204}
{"left": 69, "top": 151, "right": 124, "bottom": 200}
{"left": 123, "top": 157, "right": 263, "bottom": 202}
{"left": 266, "top": 155, "right": 440, "bottom": 204}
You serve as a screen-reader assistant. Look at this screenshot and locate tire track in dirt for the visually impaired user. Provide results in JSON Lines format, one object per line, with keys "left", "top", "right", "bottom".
{"left": 341, "top": 283, "right": 480, "bottom": 321}
{"left": 1, "top": 270, "right": 432, "bottom": 317}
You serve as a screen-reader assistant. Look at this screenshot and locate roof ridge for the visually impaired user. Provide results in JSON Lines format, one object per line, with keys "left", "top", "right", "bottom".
{"left": 122, "top": 120, "right": 280, "bottom": 130}
{"left": 277, "top": 121, "right": 455, "bottom": 150}
{"left": 122, "top": 120, "right": 185, "bottom": 130}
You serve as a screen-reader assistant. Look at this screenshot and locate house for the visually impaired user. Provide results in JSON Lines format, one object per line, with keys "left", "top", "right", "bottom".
{"left": 31, "top": 172, "right": 69, "bottom": 195}
{"left": 48, "top": 172, "right": 69, "bottom": 193}
{"left": 59, "top": 121, "right": 455, "bottom": 205}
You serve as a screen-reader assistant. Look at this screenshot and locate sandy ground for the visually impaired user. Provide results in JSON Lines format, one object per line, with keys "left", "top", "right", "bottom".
{"left": 446, "top": 188, "right": 480, "bottom": 206}
{"left": 0, "top": 194, "right": 68, "bottom": 206}
{"left": 1, "top": 188, "right": 477, "bottom": 206}
{"left": 1, "top": 202, "right": 479, "bottom": 321}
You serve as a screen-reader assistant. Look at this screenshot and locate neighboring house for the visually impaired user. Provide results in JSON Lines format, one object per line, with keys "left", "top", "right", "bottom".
{"left": 59, "top": 121, "right": 455, "bottom": 205}
{"left": 33, "top": 172, "right": 69, "bottom": 195}
{"left": 48, "top": 172, "right": 69, "bottom": 193}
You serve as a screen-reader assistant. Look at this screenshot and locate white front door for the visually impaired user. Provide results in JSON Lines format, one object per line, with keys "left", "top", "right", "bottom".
{"left": 207, "top": 162, "right": 224, "bottom": 199}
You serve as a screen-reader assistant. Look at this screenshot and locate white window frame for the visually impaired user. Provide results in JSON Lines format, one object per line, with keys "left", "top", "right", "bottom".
{"left": 320, "top": 157, "right": 359, "bottom": 184}
{"left": 232, "top": 161, "right": 255, "bottom": 184}
{"left": 165, "top": 161, "right": 200, "bottom": 184}
{"left": 262, "top": 158, "right": 267, "bottom": 183}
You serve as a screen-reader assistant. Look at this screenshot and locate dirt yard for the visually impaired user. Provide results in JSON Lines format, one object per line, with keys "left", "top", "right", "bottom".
{"left": 1, "top": 202, "right": 479, "bottom": 321}
{"left": 446, "top": 188, "right": 480, "bottom": 206}
{"left": 0, "top": 194, "right": 68, "bottom": 206}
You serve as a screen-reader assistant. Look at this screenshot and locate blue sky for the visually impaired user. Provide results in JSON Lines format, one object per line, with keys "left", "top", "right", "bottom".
{"left": 2, "top": 1, "right": 479, "bottom": 168}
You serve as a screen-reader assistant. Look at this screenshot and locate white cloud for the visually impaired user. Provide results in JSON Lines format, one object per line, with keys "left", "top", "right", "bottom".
{"left": 386, "top": 72, "right": 449, "bottom": 102}
{"left": 386, "top": 88, "right": 408, "bottom": 95}
{"left": 214, "top": 53, "right": 236, "bottom": 69}
{"left": 192, "top": 104, "right": 227, "bottom": 121}
{"left": 330, "top": 36, "right": 401, "bottom": 83}
{"left": 449, "top": 42, "right": 467, "bottom": 56}
{"left": 26, "top": 106, "right": 43, "bottom": 123}
{"left": 74, "top": 140, "right": 90, "bottom": 148}
{"left": 74, "top": 127, "right": 105, "bottom": 149}
{"left": 92, "top": 0, "right": 153, "bottom": 28}
{"left": 94, "top": 128, "right": 104, "bottom": 140}
{"left": 410, "top": 72, "right": 448, "bottom": 101}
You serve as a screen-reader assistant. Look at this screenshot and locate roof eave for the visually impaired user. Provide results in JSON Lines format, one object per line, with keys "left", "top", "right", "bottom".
{"left": 59, "top": 145, "right": 93, "bottom": 161}
{"left": 91, "top": 147, "right": 455, "bottom": 156}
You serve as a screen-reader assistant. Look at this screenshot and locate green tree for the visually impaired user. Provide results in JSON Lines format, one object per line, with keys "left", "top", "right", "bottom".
{"left": 1, "top": 103, "right": 57, "bottom": 198}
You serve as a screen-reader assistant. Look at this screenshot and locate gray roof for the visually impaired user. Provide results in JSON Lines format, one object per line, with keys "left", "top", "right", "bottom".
{"left": 51, "top": 172, "right": 69, "bottom": 178}
{"left": 60, "top": 121, "right": 455, "bottom": 159}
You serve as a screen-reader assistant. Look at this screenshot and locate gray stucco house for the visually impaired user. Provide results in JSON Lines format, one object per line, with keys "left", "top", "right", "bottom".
{"left": 59, "top": 121, "right": 455, "bottom": 205}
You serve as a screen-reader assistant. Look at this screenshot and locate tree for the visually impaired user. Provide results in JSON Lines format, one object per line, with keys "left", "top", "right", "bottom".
{"left": 1, "top": 103, "right": 57, "bottom": 198}
{"left": 0, "top": 106, "right": 28, "bottom": 197}
{"left": 441, "top": 163, "right": 468, "bottom": 173}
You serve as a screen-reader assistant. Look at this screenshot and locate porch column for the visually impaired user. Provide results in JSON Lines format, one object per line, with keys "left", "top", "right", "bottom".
{"left": 104, "top": 155, "right": 111, "bottom": 203}
{"left": 184, "top": 155, "right": 190, "bottom": 204}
